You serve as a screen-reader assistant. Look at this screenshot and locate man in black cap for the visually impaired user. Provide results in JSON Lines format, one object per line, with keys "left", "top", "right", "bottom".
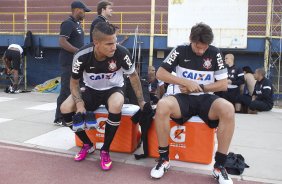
{"left": 54, "top": 1, "right": 91, "bottom": 126}
{"left": 90, "top": 1, "right": 113, "bottom": 42}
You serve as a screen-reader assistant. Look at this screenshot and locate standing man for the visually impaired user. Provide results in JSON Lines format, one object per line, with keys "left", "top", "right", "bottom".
{"left": 90, "top": 0, "right": 113, "bottom": 42}
{"left": 2, "top": 44, "right": 23, "bottom": 93}
{"left": 216, "top": 54, "right": 244, "bottom": 112}
{"left": 240, "top": 68, "right": 273, "bottom": 113}
{"left": 54, "top": 1, "right": 91, "bottom": 125}
{"left": 150, "top": 23, "right": 235, "bottom": 184}
{"left": 60, "top": 22, "right": 145, "bottom": 170}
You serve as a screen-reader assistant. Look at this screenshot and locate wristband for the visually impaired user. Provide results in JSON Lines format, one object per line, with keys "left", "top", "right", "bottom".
{"left": 199, "top": 84, "right": 205, "bottom": 92}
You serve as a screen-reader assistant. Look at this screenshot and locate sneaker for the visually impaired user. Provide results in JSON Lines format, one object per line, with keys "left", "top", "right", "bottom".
{"left": 84, "top": 111, "right": 98, "bottom": 130}
{"left": 74, "top": 144, "right": 95, "bottom": 161}
{"left": 150, "top": 158, "right": 170, "bottom": 179}
{"left": 53, "top": 118, "right": 64, "bottom": 126}
{"left": 213, "top": 166, "right": 233, "bottom": 184}
{"left": 100, "top": 150, "right": 112, "bottom": 171}
{"left": 72, "top": 112, "right": 85, "bottom": 132}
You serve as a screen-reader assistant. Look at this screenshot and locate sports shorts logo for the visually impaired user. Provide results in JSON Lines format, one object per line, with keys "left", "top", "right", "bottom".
{"left": 96, "top": 117, "right": 107, "bottom": 134}
{"left": 170, "top": 126, "right": 186, "bottom": 143}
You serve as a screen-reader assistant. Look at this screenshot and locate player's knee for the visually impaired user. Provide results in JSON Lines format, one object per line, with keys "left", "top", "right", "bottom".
{"left": 60, "top": 100, "right": 71, "bottom": 113}
{"left": 156, "top": 98, "right": 171, "bottom": 116}
{"left": 219, "top": 101, "right": 235, "bottom": 121}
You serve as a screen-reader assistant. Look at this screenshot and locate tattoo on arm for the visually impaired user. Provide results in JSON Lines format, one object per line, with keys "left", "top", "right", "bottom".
{"left": 70, "top": 78, "right": 84, "bottom": 104}
{"left": 129, "top": 71, "right": 144, "bottom": 105}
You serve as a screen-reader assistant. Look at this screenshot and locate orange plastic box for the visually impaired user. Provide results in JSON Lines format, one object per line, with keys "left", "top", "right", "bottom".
{"left": 148, "top": 116, "right": 215, "bottom": 164}
{"left": 75, "top": 104, "right": 141, "bottom": 153}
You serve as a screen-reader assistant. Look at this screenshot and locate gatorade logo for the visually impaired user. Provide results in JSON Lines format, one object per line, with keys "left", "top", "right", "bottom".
{"left": 170, "top": 126, "right": 186, "bottom": 143}
{"left": 96, "top": 117, "right": 107, "bottom": 133}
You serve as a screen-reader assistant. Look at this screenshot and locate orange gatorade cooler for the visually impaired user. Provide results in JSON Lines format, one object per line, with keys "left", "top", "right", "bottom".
{"left": 75, "top": 104, "right": 141, "bottom": 153}
{"left": 148, "top": 116, "right": 215, "bottom": 164}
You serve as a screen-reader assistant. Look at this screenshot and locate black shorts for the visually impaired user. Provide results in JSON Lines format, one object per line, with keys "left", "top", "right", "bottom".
{"left": 4, "top": 49, "right": 21, "bottom": 71}
{"left": 216, "top": 88, "right": 240, "bottom": 104}
{"left": 172, "top": 94, "right": 220, "bottom": 128}
{"left": 82, "top": 86, "right": 124, "bottom": 111}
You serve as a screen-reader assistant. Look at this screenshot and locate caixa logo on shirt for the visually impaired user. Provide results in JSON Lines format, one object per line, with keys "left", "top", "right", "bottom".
{"left": 182, "top": 71, "right": 211, "bottom": 81}
{"left": 89, "top": 72, "right": 116, "bottom": 80}
{"left": 72, "top": 59, "right": 83, "bottom": 74}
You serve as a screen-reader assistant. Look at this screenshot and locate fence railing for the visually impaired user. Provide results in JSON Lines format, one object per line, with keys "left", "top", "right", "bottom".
{"left": 0, "top": 11, "right": 167, "bottom": 35}
{"left": 0, "top": 11, "right": 280, "bottom": 37}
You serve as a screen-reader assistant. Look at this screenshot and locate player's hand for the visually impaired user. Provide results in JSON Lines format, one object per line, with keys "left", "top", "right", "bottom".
{"left": 227, "top": 79, "right": 232, "bottom": 84}
{"left": 76, "top": 101, "right": 86, "bottom": 114}
{"left": 181, "top": 80, "right": 203, "bottom": 93}
{"left": 139, "top": 101, "right": 146, "bottom": 111}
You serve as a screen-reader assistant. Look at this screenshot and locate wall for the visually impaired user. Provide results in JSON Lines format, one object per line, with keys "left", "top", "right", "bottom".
{"left": 0, "top": 34, "right": 272, "bottom": 86}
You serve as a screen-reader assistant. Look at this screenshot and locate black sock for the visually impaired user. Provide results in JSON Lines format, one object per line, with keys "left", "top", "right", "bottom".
{"left": 214, "top": 151, "right": 227, "bottom": 168}
{"left": 62, "top": 112, "right": 93, "bottom": 146}
{"left": 75, "top": 131, "right": 93, "bottom": 147}
{"left": 61, "top": 112, "right": 75, "bottom": 123}
{"left": 101, "top": 112, "right": 121, "bottom": 152}
{"left": 159, "top": 146, "right": 169, "bottom": 161}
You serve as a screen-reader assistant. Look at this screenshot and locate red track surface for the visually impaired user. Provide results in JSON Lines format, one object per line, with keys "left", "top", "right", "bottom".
{"left": 0, "top": 143, "right": 262, "bottom": 184}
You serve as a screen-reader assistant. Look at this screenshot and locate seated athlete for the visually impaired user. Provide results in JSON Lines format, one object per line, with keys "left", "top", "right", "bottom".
{"left": 60, "top": 22, "right": 145, "bottom": 171}
{"left": 150, "top": 23, "right": 235, "bottom": 184}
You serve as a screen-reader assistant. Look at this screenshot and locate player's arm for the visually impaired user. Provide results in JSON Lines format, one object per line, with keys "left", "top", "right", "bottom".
{"left": 71, "top": 55, "right": 86, "bottom": 113}
{"left": 59, "top": 21, "right": 79, "bottom": 53}
{"left": 202, "top": 78, "right": 228, "bottom": 92}
{"left": 157, "top": 67, "right": 202, "bottom": 93}
{"left": 70, "top": 77, "right": 85, "bottom": 112}
{"left": 128, "top": 70, "right": 145, "bottom": 109}
{"left": 59, "top": 37, "right": 79, "bottom": 53}
{"left": 120, "top": 46, "right": 145, "bottom": 109}
{"left": 202, "top": 50, "right": 228, "bottom": 92}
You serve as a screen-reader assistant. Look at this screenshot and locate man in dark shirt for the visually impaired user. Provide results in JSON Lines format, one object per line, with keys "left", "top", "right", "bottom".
{"left": 54, "top": 1, "right": 91, "bottom": 125}
{"left": 89, "top": 1, "right": 113, "bottom": 42}
{"left": 60, "top": 22, "right": 145, "bottom": 171}
{"left": 240, "top": 68, "right": 273, "bottom": 113}
{"left": 216, "top": 54, "right": 244, "bottom": 112}
{"left": 150, "top": 23, "right": 234, "bottom": 184}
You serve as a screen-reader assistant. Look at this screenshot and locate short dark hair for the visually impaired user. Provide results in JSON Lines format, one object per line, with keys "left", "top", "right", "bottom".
{"left": 97, "top": 1, "right": 112, "bottom": 15}
{"left": 242, "top": 66, "right": 253, "bottom": 74}
{"left": 256, "top": 67, "right": 266, "bottom": 77}
{"left": 92, "top": 22, "right": 116, "bottom": 41}
{"left": 190, "top": 23, "right": 214, "bottom": 44}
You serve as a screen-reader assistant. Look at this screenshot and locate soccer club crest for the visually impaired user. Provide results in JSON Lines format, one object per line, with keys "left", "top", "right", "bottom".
{"left": 203, "top": 58, "right": 212, "bottom": 69}
{"left": 108, "top": 60, "right": 117, "bottom": 71}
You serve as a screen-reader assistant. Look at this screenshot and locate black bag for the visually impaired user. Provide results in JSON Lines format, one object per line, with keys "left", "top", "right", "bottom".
{"left": 23, "top": 31, "right": 34, "bottom": 56}
{"left": 225, "top": 152, "right": 250, "bottom": 175}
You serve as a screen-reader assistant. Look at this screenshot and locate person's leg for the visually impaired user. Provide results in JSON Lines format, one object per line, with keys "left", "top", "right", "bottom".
{"left": 249, "top": 100, "right": 271, "bottom": 112}
{"left": 55, "top": 65, "right": 71, "bottom": 124}
{"left": 11, "top": 51, "right": 21, "bottom": 91}
{"left": 150, "top": 96, "right": 182, "bottom": 179}
{"left": 11, "top": 69, "right": 19, "bottom": 91}
{"left": 60, "top": 95, "right": 95, "bottom": 161}
{"left": 208, "top": 98, "right": 234, "bottom": 184}
{"left": 99, "top": 90, "right": 124, "bottom": 170}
